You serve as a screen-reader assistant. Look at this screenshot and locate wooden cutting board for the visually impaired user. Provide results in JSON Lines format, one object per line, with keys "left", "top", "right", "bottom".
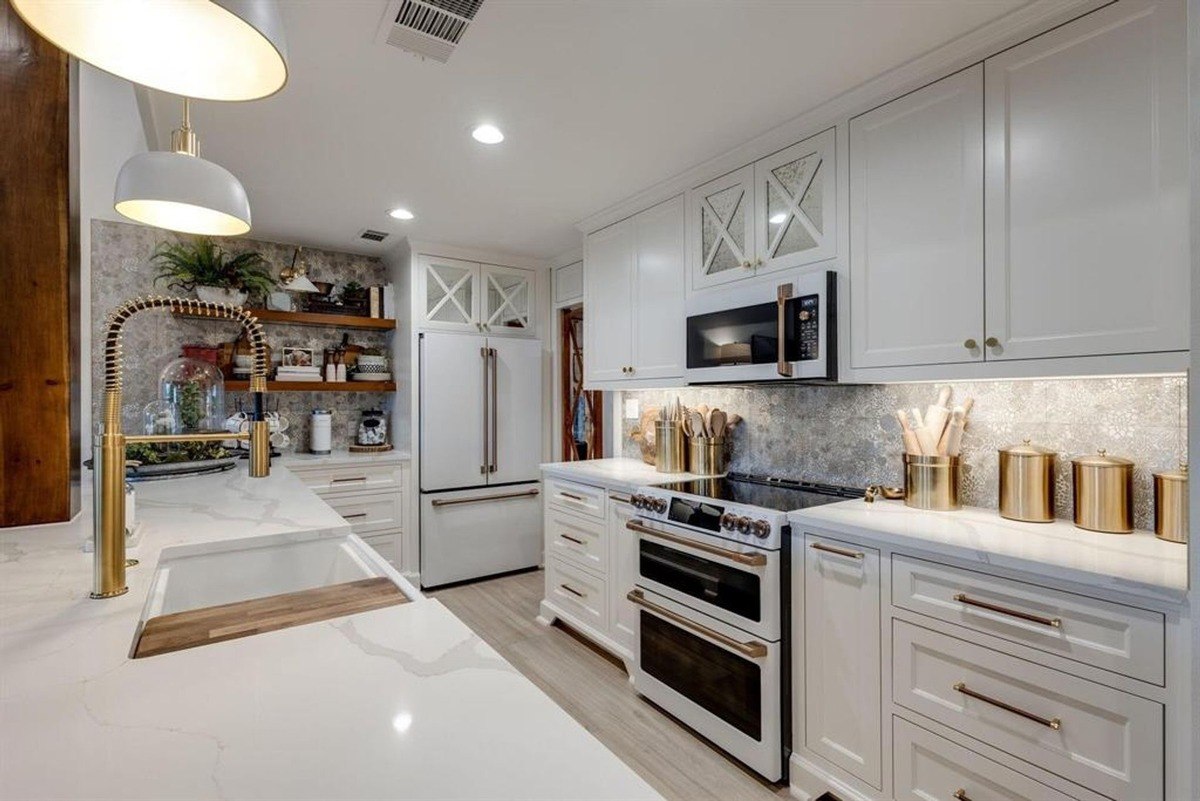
{"left": 133, "top": 577, "right": 408, "bottom": 659}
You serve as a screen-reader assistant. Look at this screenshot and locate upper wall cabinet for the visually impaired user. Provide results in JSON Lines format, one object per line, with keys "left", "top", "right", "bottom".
{"left": 849, "top": 66, "right": 985, "bottom": 370}
{"left": 584, "top": 195, "right": 686, "bottom": 389}
{"left": 418, "top": 255, "right": 536, "bottom": 336}
{"left": 983, "top": 0, "right": 1187, "bottom": 362}
{"left": 689, "top": 129, "right": 835, "bottom": 292}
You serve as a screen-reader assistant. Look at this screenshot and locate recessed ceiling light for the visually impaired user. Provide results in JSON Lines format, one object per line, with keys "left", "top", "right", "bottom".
{"left": 769, "top": 212, "right": 788, "bottom": 225}
{"left": 472, "top": 124, "right": 504, "bottom": 144}
{"left": 388, "top": 207, "right": 415, "bottom": 221}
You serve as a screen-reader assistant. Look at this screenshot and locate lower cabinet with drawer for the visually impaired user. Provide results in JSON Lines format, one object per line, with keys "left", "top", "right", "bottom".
{"left": 538, "top": 474, "right": 638, "bottom": 666}
{"left": 789, "top": 521, "right": 1182, "bottom": 801}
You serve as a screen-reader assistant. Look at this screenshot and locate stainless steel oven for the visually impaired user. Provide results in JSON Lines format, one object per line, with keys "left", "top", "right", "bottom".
{"left": 685, "top": 270, "right": 836, "bottom": 384}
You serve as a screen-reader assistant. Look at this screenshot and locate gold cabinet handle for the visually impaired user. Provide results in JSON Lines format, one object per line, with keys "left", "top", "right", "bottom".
{"left": 953, "top": 790, "right": 973, "bottom": 801}
{"left": 627, "top": 589, "right": 767, "bottom": 658}
{"left": 776, "top": 282, "right": 794, "bottom": 378}
{"left": 963, "top": 338, "right": 978, "bottom": 350}
{"left": 331, "top": 476, "right": 368, "bottom": 484}
{"left": 609, "top": 493, "right": 632, "bottom": 504}
{"left": 985, "top": 336, "right": 1000, "bottom": 348}
{"left": 559, "top": 583, "right": 585, "bottom": 598}
{"left": 560, "top": 534, "right": 584, "bottom": 545}
{"left": 810, "top": 541, "right": 864, "bottom": 559}
{"left": 431, "top": 489, "right": 539, "bottom": 507}
{"left": 953, "top": 682, "right": 1061, "bottom": 730}
{"left": 626, "top": 519, "right": 767, "bottom": 566}
{"left": 341, "top": 512, "right": 368, "bottom": 519}
{"left": 953, "top": 593, "right": 1061, "bottom": 628}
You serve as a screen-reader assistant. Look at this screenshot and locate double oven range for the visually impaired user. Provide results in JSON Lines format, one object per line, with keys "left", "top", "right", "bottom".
{"left": 625, "top": 472, "right": 861, "bottom": 781}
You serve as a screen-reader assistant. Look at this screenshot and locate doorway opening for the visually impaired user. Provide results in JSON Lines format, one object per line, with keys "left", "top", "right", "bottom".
{"left": 559, "top": 305, "right": 603, "bottom": 461}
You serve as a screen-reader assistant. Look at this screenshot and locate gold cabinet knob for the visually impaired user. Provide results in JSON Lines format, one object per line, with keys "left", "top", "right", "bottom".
{"left": 741, "top": 260, "right": 752, "bottom": 269}
{"left": 964, "top": 338, "right": 978, "bottom": 349}
{"left": 754, "top": 258, "right": 763, "bottom": 267}
{"left": 985, "top": 336, "right": 1000, "bottom": 348}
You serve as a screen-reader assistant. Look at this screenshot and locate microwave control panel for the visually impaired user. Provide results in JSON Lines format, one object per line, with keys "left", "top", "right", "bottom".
{"left": 796, "top": 294, "right": 820, "bottom": 360}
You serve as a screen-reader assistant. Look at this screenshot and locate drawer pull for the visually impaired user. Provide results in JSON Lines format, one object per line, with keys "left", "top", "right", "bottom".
{"left": 953, "top": 790, "right": 973, "bottom": 801}
{"left": 560, "top": 534, "right": 584, "bottom": 545}
{"left": 954, "top": 593, "right": 1062, "bottom": 628}
{"left": 557, "top": 491, "right": 590, "bottom": 504}
{"left": 341, "top": 512, "right": 368, "bottom": 519}
{"left": 331, "top": 476, "right": 368, "bottom": 484}
{"left": 609, "top": 492, "right": 632, "bottom": 504}
{"left": 953, "top": 682, "right": 1061, "bottom": 730}
{"left": 810, "top": 541, "right": 864, "bottom": 560}
{"left": 559, "top": 583, "right": 586, "bottom": 598}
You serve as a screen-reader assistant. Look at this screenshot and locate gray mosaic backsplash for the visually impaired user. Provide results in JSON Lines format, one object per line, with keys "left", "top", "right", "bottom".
{"left": 91, "top": 220, "right": 395, "bottom": 453}
{"left": 620, "top": 376, "right": 1188, "bottom": 531}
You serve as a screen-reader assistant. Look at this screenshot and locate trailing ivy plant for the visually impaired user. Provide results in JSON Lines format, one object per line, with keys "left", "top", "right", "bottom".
{"left": 152, "top": 237, "right": 275, "bottom": 299}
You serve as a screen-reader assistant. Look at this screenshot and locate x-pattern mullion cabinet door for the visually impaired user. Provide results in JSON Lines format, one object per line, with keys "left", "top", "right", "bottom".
{"left": 690, "top": 164, "right": 756, "bottom": 290}
{"left": 754, "top": 129, "right": 836, "bottom": 276}
{"left": 481, "top": 263, "right": 534, "bottom": 336}
{"left": 421, "top": 255, "right": 480, "bottom": 332}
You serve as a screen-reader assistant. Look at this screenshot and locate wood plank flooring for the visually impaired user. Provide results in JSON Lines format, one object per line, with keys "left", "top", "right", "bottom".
{"left": 135, "top": 577, "right": 409, "bottom": 659}
{"left": 431, "top": 569, "right": 790, "bottom": 801}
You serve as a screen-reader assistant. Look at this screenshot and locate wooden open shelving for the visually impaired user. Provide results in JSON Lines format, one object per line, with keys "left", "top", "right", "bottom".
{"left": 226, "top": 380, "right": 397, "bottom": 393}
{"left": 175, "top": 307, "right": 395, "bottom": 331}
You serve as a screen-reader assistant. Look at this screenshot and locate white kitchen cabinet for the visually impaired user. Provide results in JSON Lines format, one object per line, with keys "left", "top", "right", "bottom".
{"left": 982, "top": 0, "right": 1187, "bottom": 362}
{"left": 802, "top": 534, "right": 882, "bottom": 789}
{"left": 689, "top": 130, "right": 835, "bottom": 293}
{"left": 418, "top": 255, "right": 536, "bottom": 336}
{"left": 553, "top": 261, "right": 584, "bottom": 306}
{"left": 583, "top": 195, "right": 685, "bottom": 388}
{"left": 849, "top": 65, "right": 985, "bottom": 369}
{"left": 608, "top": 493, "right": 637, "bottom": 655}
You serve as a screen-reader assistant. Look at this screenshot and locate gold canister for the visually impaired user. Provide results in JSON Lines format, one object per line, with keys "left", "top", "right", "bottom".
{"left": 655, "top": 421, "right": 686, "bottom": 474}
{"left": 1153, "top": 465, "right": 1187, "bottom": 543}
{"left": 904, "top": 454, "right": 961, "bottom": 511}
{"left": 1071, "top": 450, "right": 1134, "bottom": 534}
{"left": 998, "top": 440, "right": 1057, "bottom": 523}
{"left": 688, "top": 437, "right": 727, "bottom": 476}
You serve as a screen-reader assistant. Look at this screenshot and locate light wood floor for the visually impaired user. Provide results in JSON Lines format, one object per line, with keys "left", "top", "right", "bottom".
{"left": 430, "top": 569, "right": 791, "bottom": 801}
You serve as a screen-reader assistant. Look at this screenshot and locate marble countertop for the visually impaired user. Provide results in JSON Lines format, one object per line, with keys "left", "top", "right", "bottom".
{"left": 540, "top": 457, "right": 710, "bottom": 492}
{"left": 281, "top": 448, "right": 411, "bottom": 467}
{"left": 0, "top": 469, "right": 660, "bottom": 800}
{"left": 790, "top": 500, "right": 1189, "bottom": 605}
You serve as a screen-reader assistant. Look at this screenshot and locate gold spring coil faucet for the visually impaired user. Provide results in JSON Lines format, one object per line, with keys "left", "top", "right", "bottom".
{"left": 92, "top": 296, "right": 271, "bottom": 599}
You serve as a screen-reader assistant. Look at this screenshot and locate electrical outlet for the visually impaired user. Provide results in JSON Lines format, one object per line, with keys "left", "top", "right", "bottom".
{"left": 624, "top": 398, "right": 640, "bottom": 419}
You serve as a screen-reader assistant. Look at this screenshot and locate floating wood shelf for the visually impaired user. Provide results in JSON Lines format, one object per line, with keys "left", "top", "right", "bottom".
{"left": 175, "top": 307, "right": 395, "bottom": 331}
{"left": 225, "top": 380, "right": 397, "bottom": 392}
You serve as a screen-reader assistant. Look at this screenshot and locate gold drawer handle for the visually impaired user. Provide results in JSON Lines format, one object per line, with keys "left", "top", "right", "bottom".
{"left": 331, "top": 476, "right": 368, "bottom": 484}
{"left": 341, "top": 512, "right": 368, "bottom": 520}
{"left": 559, "top": 583, "right": 586, "bottom": 598}
{"left": 954, "top": 593, "right": 1061, "bottom": 628}
{"left": 609, "top": 492, "right": 632, "bottom": 504}
{"left": 560, "top": 534, "right": 584, "bottom": 545}
{"left": 953, "top": 790, "right": 973, "bottom": 801}
{"left": 810, "top": 541, "right": 864, "bottom": 559}
{"left": 953, "top": 682, "right": 1061, "bottom": 730}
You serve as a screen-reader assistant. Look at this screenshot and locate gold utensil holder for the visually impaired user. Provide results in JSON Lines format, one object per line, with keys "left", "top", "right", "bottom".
{"left": 1153, "top": 465, "right": 1187, "bottom": 543}
{"left": 688, "top": 437, "right": 727, "bottom": 476}
{"left": 904, "top": 454, "right": 961, "bottom": 511}
{"left": 655, "top": 421, "right": 686, "bottom": 474}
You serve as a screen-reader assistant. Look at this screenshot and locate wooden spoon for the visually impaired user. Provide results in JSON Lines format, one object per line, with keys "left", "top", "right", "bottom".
{"left": 709, "top": 409, "right": 727, "bottom": 439}
{"left": 689, "top": 410, "right": 707, "bottom": 440}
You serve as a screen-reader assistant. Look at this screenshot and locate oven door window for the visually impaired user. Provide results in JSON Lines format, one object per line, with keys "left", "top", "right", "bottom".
{"left": 639, "top": 539, "right": 761, "bottom": 621}
{"left": 640, "top": 610, "right": 762, "bottom": 739}
{"left": 686, "top": 300, "right": 799, "bottom": 369}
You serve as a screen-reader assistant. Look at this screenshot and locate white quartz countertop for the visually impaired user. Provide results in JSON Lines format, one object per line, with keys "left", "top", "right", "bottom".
{"left": 281, "top": 448, "right": 411, "bottom": 467}
{"left": 790, "top": 500, "right": 1189, "bottom": 605}
{"left": 540, "top": 457, "right": 710, "bottom": 492}
{"left": 0, "top": 469, "right": 660, "bottom": 800}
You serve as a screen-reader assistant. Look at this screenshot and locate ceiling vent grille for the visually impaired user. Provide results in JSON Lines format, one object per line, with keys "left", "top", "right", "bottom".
{"left": 359, "top": 229, "right": 389, "bottom": 242}
{"left": 377, "top": 0, "right": 484, "bottom": 63}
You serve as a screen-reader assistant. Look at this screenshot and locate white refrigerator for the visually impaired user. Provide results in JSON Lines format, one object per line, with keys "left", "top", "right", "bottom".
{"left": 419, "top": 332, "right": 543, "bottom": 588}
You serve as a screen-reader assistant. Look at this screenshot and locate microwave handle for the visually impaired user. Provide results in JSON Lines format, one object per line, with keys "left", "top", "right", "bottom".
{"left": 776, "top": 282, "right": 794, "bottom": 377}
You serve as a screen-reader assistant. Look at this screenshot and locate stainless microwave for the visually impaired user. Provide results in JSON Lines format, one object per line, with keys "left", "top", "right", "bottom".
{"left": 685, "top": 270, "right": 836, "bottom": 383}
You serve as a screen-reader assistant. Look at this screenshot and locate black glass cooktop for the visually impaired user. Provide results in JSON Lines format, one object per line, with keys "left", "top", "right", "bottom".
{"left": 653, "top": 472, "right": 863, "bottom": 513}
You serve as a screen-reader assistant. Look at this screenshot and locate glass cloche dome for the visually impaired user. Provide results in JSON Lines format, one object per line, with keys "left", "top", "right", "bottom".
{"left": 158, "top": 357, "right": 225, "bottom": 433}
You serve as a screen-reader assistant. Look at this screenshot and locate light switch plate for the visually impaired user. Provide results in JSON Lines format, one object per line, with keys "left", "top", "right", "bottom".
{"left": 624, "top": 398, "right": 640, "bottom": 419}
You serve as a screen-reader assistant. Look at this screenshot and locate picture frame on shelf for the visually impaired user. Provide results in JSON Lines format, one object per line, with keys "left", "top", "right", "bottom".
{"left": 281, "top": 347, "right": 315, "bottom": 368}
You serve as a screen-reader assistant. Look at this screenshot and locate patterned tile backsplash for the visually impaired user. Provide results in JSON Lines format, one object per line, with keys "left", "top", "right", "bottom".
{"left": 620, "top": 376, "right": 1188, "bottom": 531}
{"left": 90, "top": 220, "right": 395, "bottom": 453}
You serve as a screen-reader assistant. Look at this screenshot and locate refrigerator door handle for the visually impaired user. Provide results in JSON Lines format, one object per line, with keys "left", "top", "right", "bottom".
{"left": 489, "top": 347, "right": 498, "bottom": 473}
{"left": 480, "top": 346, "right": 489, "bottom": 475}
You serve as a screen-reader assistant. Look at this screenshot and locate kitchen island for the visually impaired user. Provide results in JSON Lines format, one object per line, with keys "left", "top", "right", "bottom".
{"left": 0, "top": 468, "right": 661, "bottom": 801}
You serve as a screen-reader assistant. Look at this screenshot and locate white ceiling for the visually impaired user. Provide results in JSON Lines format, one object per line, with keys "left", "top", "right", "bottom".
{"left": 145, "top": 0, "right": 1028, "bottom": 260}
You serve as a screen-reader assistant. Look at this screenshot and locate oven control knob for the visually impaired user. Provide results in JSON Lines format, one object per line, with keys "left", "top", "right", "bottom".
{"left": 653, "top": 498, "right": 668, "bottom": 513}
{"left": 735, "top": 516, "right": 752, "bottom": 534}
{"left": 751, "top": 519, "right": 772, "bottom": 539}
{"left": 719, "top": 512, "right": 736, "bottom": 530}
{"left": 631, "top": 494, "right": 646, "bottom": 510}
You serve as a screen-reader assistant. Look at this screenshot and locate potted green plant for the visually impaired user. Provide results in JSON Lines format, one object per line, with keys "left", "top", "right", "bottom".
{"left": 152, "top": 237, "right": 275, "bottom": 306}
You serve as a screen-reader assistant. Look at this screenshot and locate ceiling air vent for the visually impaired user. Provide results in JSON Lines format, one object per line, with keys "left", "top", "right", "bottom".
{"left": 377, "top": 0, "right": 485, "bottom": 63}
{"left": 359, "top": 229, "right": 389, "bottom": 243}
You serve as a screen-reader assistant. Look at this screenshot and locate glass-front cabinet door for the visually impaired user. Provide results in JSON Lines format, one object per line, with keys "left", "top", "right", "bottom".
{"left": 690, "top": 164, "right": 755, "bottom": 290}
{"left": 481, "top": 264, "right": 534, "bottom": 335}
{"left": 421, "top": 256, "right": 479, "bottom": 331}
{"left": 754, "top": 129, "right": 836, "bottom": 275}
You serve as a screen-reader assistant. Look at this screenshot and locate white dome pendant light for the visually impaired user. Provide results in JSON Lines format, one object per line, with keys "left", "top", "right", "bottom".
{"left": 11, "top": 0, "right": 288, "bottom": 102}
{"left": 114, "top": 98, "right": 252, "bottom": 236}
